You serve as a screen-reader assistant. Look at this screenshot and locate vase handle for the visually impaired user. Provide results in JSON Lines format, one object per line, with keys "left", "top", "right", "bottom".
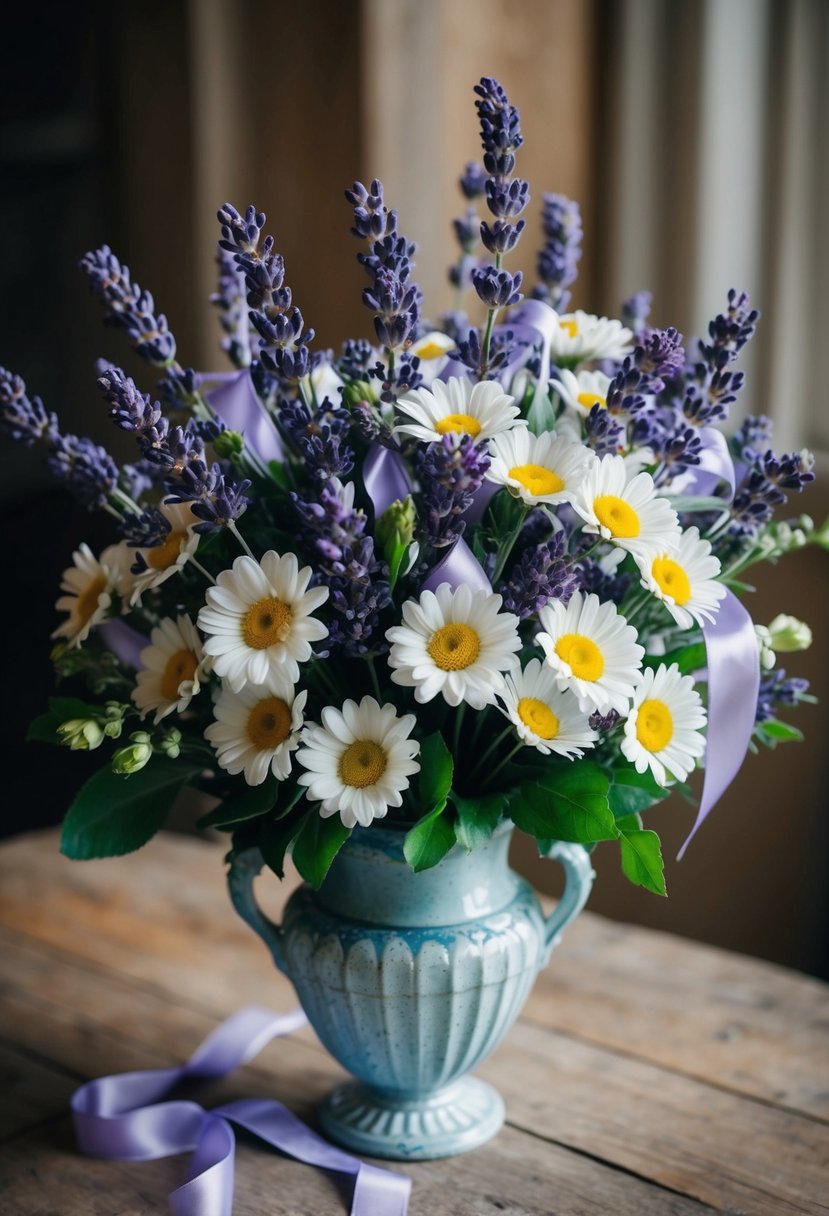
{"left": 540, "top": 842, "right": 595, "bottom": 963}
{"left": 227, "top": 846, "right": 288, "bottom": 975}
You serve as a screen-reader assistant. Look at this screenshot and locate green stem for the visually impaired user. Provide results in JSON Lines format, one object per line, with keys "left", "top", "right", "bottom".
{"left": 481, "top": 741, "right": 525, "bottom": 789}
{"left": 493, "top": 505, "right": 529, "bottom": 582}
{"left": 228, "top": 521, "right": 257, "bottom": 560}
{"left": 452, "top": 703, "right": 467, "bottom": 761}
{"left": 187, "top": 555, "right": 216, "bottom": 585}
{"left": 367, "top": 655, "right": 382, "bottom": 702}
{"left": 469, "top": 722, "right": 514, "bottom": 781}
{"left": 479, "top": 253, "right": 503, "bottom": 379}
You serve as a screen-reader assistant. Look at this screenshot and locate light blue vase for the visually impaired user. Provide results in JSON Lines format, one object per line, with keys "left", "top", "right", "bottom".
{"left": 228, "top": 822, "right": 593, "bottom": 1160}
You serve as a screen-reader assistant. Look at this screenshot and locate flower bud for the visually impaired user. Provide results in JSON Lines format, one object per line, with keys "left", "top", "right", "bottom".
{"left": 159, "top": 728, "right": 182, "bottom": 759}
{"left": 376, "top": 496, "right": 416, "bottom": 552}
{"left": 57, "top": 718, "right": 104, "bottom": 751}
{"left": 213, "top": 429, "right": 244, "bottom": 459}
{"left": 767, "top": 614, "right": 812, "bottom": 653}
{"left": 112, "top": 732, "right": 153, "bottom": 775}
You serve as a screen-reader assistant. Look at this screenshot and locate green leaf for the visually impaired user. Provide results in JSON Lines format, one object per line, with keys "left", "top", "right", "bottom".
{"left": 508, "top": 764, "right": 618, "bottom": 844}
{"left": 452, "top": 791, "right": 506, "bottom": 851}
{"left": 60, "top": 758, "right": 200, "bottom": 860}
{"left": 757, "top": 718, "right": 804, "bottom": 744}
{"left": 267, "top": 460, "right": 291, "bottom": 489}
{"left": 618, "top": 822, "right": 667, "bottom": 896}
{"left": 644, "top": 642, "right": 706, "bottom": 676}
{"left": 609, "top": 765, "right": 670, "bottom": 817}
{"left": 404, "top": 804, "right": 456, "bottom": 872}
{"left": 418, "top": 732, "right": 453, "bottom": 812}
{"left": 664, "top": 495, "right": 730, "bottom": 513}
{"left": 197, "top": 775, "right": 281, "bottom": 829}
{"left": 27, "top": 697, "right": 105, "bottom": 745}
{"left": 291, "top": 813, "right": 351, "bottom": 889}
{"left": 526, "top": 387, "right": 555, "bottom": 436}
{"left": 257, "top": 805, "right": 307, "bottom": 879}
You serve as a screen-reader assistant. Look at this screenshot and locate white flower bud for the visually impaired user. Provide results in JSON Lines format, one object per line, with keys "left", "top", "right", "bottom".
{"left": 767, "top": 614, "right": 812, "bottom": 653}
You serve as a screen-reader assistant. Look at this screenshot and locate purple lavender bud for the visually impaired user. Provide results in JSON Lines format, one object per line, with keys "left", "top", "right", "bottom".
{"left": 584, "top": 404, "right": 625, "bottom": 457}
{"left": 701, "top": 288, "right": 759, "bottom": 371}
{"left": 416, "top": 433, "right": 490, "bottom": 550}
{"left": 575, "top": 555, "right": 632, "bottom": 606}
{"left": 621, "top": 291, "right": 652, "bottom": 338}
{"left": 453, "top": 209, "right": 480, "bottom": 252}
{"left": 119, "top": 505, "right": 173, "bottom": 550}
{"left": 97, "top": 366, "right": 164, "bottom": 437}
{"left": 480, "top": 219, "right": 526, "bottom": 255}
{"left": 756, "top": 667, "right": 810, "bottom": 723}
{"left": 474, "top": 77, "right": 524, "bottom": 178}
{"left": 588, "top": 708, "right": 621, "bottom": 732}
{"left": 734, "top": 415, "right": 774, "bottom": 461}
{"left": 164, "top": 463, "right": 251, "bottom": 534}
{"left": 46, "top": 433, "right": 119, "bottom": 508}
{"left": 634, "top": 327, "right": 685, "bottom": 389}
{"left": 0, "top": 366, "right": 58, "bottom": 445}
{"left": 452, "top": 326, "right": 516, "bottom": 379}
{"left": 472, "top": 266, "right": 523, "bottom": 309}
{"left": 211, "top": 245, "right": 252, "bottom": 368}
{"left": 79, "top": 246, "right": 177, "bottom": 366}
{"left": 484, "top": 177, "right": 530, "bottom": 221}
{"left": 460, "top": 161, "right": 488, "bottom": 200}
{"left": 500, "top": 532, "right": 578, "bottom": 620}
{"left": 534, "top": 194, "right": 583, "bottom": 311}
{"left": 605, "top": 357, "right": 645, "bottom": 415}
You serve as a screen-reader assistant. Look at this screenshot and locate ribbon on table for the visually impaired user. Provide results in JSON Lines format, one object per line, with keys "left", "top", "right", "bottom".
{"left": 71, "top": 1005, "right": 411, "bottom": 1216}
{"left": 678, "top": 588, "right": 760, "bottom": 858}
{"left": 97, "top": 619, "right": 149, "bottom": 670}
{"left": 198, "top": 369, "right": 285, "bottom": 465}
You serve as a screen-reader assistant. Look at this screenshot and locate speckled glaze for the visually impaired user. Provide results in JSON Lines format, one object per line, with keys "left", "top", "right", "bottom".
{"left": 229, "top": 822, "right": 593, "bottom": 1160}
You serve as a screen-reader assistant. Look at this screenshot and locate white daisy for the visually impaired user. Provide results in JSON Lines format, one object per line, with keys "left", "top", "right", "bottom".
{"left": 549, "top": 311, "right": 633, "bottom": 364}
{"left": 52, "top": 543, "right": 116, "bottom": 648}
{"left": 198, "top": 551, "right": 329, "bottom": 692}
{"left": 296, "top": 696, "right": 420, "bottom": 828}
{"left": 131, "top": 614, "right": 206, "bottom": 724}
{"left": 394, "top": 376, "right": 525, "bottom": 445}
{"left": 498, "top": 658, "right": 598, "bottom": 758}
{"left": 571, "top": 454, "right": 680, "bottom": 557}
{"left": 100, "top": 541, "right": 138, "bottom": 604}
{"left": 311, "top": 360, "right": 344, "bottom": 406}
{"left": 554, "top": 368, "right": 612, "bottom": 416}
{"left": 409, "top": 331, "right": 456, "bottom": 386}
{"left": 536, "top": 591, "right": 644, "bottom": 715}
{"left": 129, "top": 502, "right": 201, "bottom": 604}
{"left": 636, "top": 526, "right": 726, "bottom": 629}
{"left": 485, "top": 427, "right": 595, "bottom": 507}
{"left": 386, "top": 583, "right": 521, "bottom": 709}
{"left": 205, "top": 669, "right": 307, "bottom": 786}
{"left": 621, "top": 663, "right": 707, "bottom": 786}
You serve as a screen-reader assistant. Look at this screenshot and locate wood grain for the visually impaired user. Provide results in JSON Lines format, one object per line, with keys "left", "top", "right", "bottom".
{"left": 1, "top": 828, "right": 828, "bottom": 1214}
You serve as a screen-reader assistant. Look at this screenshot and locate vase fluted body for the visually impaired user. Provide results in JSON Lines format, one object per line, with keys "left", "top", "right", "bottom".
{"left": 229, "top": 822, "right": 593, "bottom": 1160}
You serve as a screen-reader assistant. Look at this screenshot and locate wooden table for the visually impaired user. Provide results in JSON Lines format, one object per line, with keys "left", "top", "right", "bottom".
{"left": 1, "top": 829, "right": 827, "bottom": 1215}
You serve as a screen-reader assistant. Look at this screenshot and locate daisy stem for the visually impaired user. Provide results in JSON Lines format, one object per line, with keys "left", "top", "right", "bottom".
{"left": 101, "top": 501, "right": 124, "bottom": 522}
{"left": 228, "top": 521, "right": 257, "bottom": 560}
{"left": 367, "top": 655, "right": 382, "bottom": 702}
{"left": 469, "top": 722, "right": 514, "bottom": 780}
{"left": 110, "top": 486, "right": 143, "bottom": 516}
{"left": 452, "top": 703, "right": 466, "bottom": 759}
{"left": 493, "top": 506, "right": 529, "bottom": 582}
{"left": 187, "top": 555, "right": 216, "bottom": 585}
{"left": 481, "top": 741, "right": 525, "bottom": 789}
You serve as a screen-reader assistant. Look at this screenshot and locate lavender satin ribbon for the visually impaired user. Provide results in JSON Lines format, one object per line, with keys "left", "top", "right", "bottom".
{"left": 363, "top": 443, "right": 412, "bottom": 516}
{"left": 678, "top": 588, "right": 760, "bottom": 858}
{"left": 97, "top": 619, "right": 148, "bottom": 669}
{"left": 201, "top": 370, "right": 285, "bottom": 464}
{"left": 71, "top": 1005, "right": 411, "bottom": 1216}
{"left": 421, "top": 536, "right": 492, "bottom": 594}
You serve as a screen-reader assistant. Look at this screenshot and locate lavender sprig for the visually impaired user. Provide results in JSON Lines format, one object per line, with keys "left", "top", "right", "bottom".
{"left": 416, "top": 434, "right": 490, "bottom": 550}
{"left": 0, "top": 366, "right": 58, "bottom": 444}
{"left": 533, "top": 193, "right": 582, "bottom": 310}
{"left": 79, "top": 246, "right": 178, "bottom": 367}
{"left": 211, "top": 245, "right": 252, "bottom": 369}
{"left": 500, "top": 532, "right": 579, "bottom": 620}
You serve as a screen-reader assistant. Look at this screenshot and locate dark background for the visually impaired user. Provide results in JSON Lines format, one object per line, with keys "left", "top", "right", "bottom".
{"left": 2, "top": 1, "right": 827, "bottom": 977}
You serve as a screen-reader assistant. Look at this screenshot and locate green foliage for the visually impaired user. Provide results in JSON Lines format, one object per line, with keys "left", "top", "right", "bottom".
{"left": 617, "top": 815, "right": 667, "bottom": 895}
{"left": 60, "top": 758, "right": 200, "bottom": 860}
{"left": 257, "top": 805, "right": 307, "bottom": 879}
{"left": 526, "top": 386, "right": 555, "bottom": 436}
{"left": 452, "top": 791, "right": 506, "bottom": 851}
{"left": 418, "top": 732, "right": 453, "bottom": 812}
{"left": 291, "top": 813, "right": 351, "bottom": 888}
{"left": 27, "top": 697, "right": 107, "bottom": 745}
{"left": 404, "top": 804, "right": 456, "bottom": 872}
{"left": 644, "top": 642, "right": 706, "bottom": 676}
{"left": 608, "top": 765, "right": 670, "bottom": 818}
{"left": 507, "top": 763, "right": 618, "bottom": 844}
{"left": 754, "top": 718, "right": 805, "bottom": 748}
{"left": 198, "top": 775, "right": 281, "bottom": 830}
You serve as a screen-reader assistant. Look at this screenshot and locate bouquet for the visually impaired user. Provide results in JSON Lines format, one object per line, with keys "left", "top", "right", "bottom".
{"left": 2, "top": 77, "right": 822, "bottom": 897}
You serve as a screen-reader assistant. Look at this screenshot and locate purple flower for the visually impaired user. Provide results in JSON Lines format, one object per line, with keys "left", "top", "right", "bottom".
{"left": 279, "top": 397, "right": 354, "bottom": 481}
{"left": 211, "top": 245, "right": 252, "bottom": 369}
{"left": 323, "top": 536, "right": 392, "bottom": 657}
{"left": 79, "top": 246, "right": 177, "bottom": 366}
{"left": 474, "top": 76, "right": 524, "bottom": 179}
{"left": 756, "top": 668, "right": 810, "bottom": 723}
{"left": 500, "top": 532, "right": 579, "bottom": 620}
{"left": 416, "top": 434, "right": 491, "bottom": 550}
{"left": 634, "top": 328, "right": 685, "bottom": 392}
{"left": 472, "top": 266, "right": 523, "bottom": 309}
{"left": 584, "top": 403, "right": 625, "bottom": 457}
{"left": 621, "top": 291, "right": 652, "bottom": 338}
{"left": 460, "top": 161, "right": 487, "bottom": 200}
{"left": 165, "top": 463, "right": 251, "bottom": 534}
{"left": 97, "top": 367, "right": 165, "bottom": 437}
{"left": 0, "top": 366, "right": 58, "bottom": 445}
{"left": 729, "top": 448, "right": 813, "bottom": 537}
{"left": 46, "top": 433, "right": 119, "bottom": 508}
{"left": 534, "top": 194, "right": 583, "bottom": 311}
{"left": 733, "top": 415, "right": 774, "bottom": 462}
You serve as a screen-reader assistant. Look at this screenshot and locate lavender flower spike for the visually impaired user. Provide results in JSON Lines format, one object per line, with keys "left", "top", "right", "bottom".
{"left": 0, "top": 366, "right": 58, "bottom": 445}
{"left": 534, "top": 193, "right": 583, "bottom": 311}
{"left": 79, "top": 246, "right": 177, "bottom": 366}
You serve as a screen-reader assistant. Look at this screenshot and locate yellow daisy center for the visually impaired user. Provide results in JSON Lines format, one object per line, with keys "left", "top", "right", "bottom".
{"left": 651, "top": 556, "right": 692, "bottom": 605}
{"left": 560, "top": 319, "right": 579, "bottom": 338}
{"left": 508, "top": 463, "right": 565, "bottom": 497}
{"left": 242, "top": 596, "right": 294, "bottom": 649}
{"left": 577, "top": 391, "right": 607, "bottom": 411}
{"left": 636, "top": 698, "right": 674, "bottom": 752}
{"left": 517, "top": 697, "right": 560, "bottom": 740}
{"left": 554, "top": 633, "right": 604, "bottom": 682}
{"left": 246, "top": 696, "right": 293, "bottom": 750}
{"left": 435, "top": 413, "right": 482, "bottom": 438}
{"left": 416, "top": 340, "right": 449, "bottom": 361}
{"left": 160, "top": 649, "right": 198, "bottom": 701}
{"left": 427, "top": 623, "right": 481, "bottom": 671}
{"left": 76, "top": 575, "right": 107, "bottom": 627}
{"left": 339, "top": 740, "right": 387, "bottom": 788}
{"left": 593, "top": 494, "right": 641, "bottom": 538}
{"left": 147, "top": 530, "right": 188, "bottom": 570}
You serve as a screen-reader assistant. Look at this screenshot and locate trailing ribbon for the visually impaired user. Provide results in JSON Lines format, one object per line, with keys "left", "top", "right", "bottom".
{"left": 71, "top": 1005, "right": 411, "bottom": 1216}
{"left": 671, "top": 426, "right": 736, "bottom": 501}
{"left": 97, "top": 619, "right": 148, "bottom": 670}
{"left": 678, "top": 588, "right": 760, "bottom": 858}
{"left": 363, "top": 443, "right": 412, "bottom": 517}
{"left": 200, "top": 370, "right": 285, "bottom": 465}
{"left": 421, "top": 536, "right": 492, "bottom": 594}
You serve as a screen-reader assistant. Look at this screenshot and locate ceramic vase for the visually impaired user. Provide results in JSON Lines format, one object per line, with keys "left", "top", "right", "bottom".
{"left": 228, "top": 821, "right": 594, "bottom": 1160}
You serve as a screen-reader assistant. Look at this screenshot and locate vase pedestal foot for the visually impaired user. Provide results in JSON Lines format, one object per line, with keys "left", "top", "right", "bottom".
{"left": 317, "top": 1076, "right": 505, "bottom": 1161}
